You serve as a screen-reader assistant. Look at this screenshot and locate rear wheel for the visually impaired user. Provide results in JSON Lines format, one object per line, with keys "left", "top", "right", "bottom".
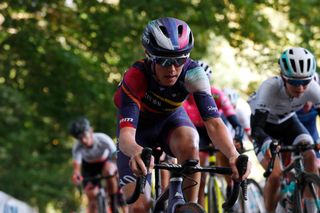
{"left": 294, "top": 173, "right": 320, "bottom": 213}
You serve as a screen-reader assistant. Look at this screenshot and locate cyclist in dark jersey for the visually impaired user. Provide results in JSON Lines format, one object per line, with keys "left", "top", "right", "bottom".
{"left": 70, "top": 117, "right": 126, "bottom": 213}
{"left": 113, "top": 17, "right": 251, "bottom": 212}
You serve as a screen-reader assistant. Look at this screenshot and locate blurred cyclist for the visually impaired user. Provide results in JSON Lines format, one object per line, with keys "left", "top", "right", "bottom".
{"left": 113, "top": 17, "right": 251, "bottom": 213}
{"left": 248, "top": 47, "right": 320, "bottom": 213}
{"left": 69, "top": 117, "right": 126, "bottom": 213}
{"left": 223, "top": 88, "right": 252, "bottom": 142}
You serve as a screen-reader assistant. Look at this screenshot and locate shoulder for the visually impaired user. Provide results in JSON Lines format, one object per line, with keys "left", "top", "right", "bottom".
{"left": 94, "top": 133, "right": 113, "bottom": 142}
{"left": 123, "top": 60, "right": 148, "bottom": 82}
{"left": 258, "top": 76, "right": 282, "bottom": 92}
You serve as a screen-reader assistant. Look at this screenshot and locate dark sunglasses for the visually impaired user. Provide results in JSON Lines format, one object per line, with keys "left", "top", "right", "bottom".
{"left": 153, "top": 57, "right": 188, "bottom": 67}
{"left": 286, "top": 78, "right": 312, "bottom": 87}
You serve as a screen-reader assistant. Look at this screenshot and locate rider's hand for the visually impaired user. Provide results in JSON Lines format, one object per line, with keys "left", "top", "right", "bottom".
{"left": 229, "top": 155, "right": 251, "bottom": 181}
{"left": 129, "top": 150, "right": 154, "bottom": 176}
{"left": 72, "top": 173, "right": 83, "bottom": 185}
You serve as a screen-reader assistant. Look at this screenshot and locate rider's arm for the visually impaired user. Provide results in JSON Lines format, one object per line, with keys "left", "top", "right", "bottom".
{"left": 251, "top": 109, "right": 271, "bottom": 146}
{"left": 203, "top": 117, "right": 239, "bottom": 159}
{"left": 226, "top": 114, "right": 244, "bottom": 141}
{"left": 185, "top": 66, "right": 244, "bottom": 177}
{"left": 114, "top": 65, "right": 150, "bottom": 175}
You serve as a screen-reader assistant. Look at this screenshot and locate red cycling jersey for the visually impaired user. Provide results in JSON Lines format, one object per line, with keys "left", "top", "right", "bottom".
{"left": 183, "top": 86, "right": 236, "bottom": 127}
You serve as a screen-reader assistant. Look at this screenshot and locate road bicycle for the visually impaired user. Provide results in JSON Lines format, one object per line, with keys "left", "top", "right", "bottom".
{"left": 264, "top": 141, "right": 320, "bottom": 213}
{"left": 80, "top": 174, "right": 119, "bottom": 213}
{"left": 126, "top": 147, "right": 249, "bottom": 213}
{"left": 200, "top": 146, "right": 265, "bottom": 213}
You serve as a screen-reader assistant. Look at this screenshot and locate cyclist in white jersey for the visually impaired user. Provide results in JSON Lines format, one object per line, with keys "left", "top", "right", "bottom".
{"left": 248, "top": 47, "right": 320, "bottom": 213}
{"left": 223, "top": 88, "right": 252, "bottom": 142}
{"left": 70, "top": 117, "right": 126, "bottom": 213}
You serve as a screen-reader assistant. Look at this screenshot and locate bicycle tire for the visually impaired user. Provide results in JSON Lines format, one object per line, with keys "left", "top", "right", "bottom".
{"left": 207, "top": 176, "right": 224, "bottom": 213}
{"left": 97, "top": 192, "right": 107, "bottom": 213}
{"left": 175, "top": 202, "right": 206, "bottom": 213}
{"left": 293, "top": 173, "right": 320, "bottom": 213}
{"left": 243, "top": 178, "right": 265, "bottom": 213}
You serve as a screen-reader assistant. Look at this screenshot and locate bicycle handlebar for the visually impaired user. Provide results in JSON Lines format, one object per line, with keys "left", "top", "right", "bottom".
{"left": 125, "top": 147, "right": 152, "bottom": 204}
{"left": 126, "top": 147, "right": 249, "bottom": 209}
{"left": 263, "top": 141, "right": 320, "bottom": 178}
{"left": 222, "top": 154, "right": 248, "bottom": 211}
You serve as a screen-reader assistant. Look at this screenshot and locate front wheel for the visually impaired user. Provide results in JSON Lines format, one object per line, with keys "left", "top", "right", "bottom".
{"left": 243, "top": 179, "right": 265, "bottom": 213}
{"left": 97, "top": 191, "right": 107, "bottom": 213}
{"left": 207, "top": 176, "right": 225, "bottom": 213}
{"left": 175, "top": 202, "right": 206, "bottom": 213}
{"left": 293, "top": 173, "right": 320, "bottom": 213}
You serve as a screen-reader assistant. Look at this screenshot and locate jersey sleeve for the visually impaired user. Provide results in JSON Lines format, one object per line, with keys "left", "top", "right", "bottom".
{"left": 185, "top": 66, "right": 220, "bottom": 120}
{"left": 72, "top": 142, "right": 82, "bottom": 164}
{"left": 114, "top": 65, "right": 147, "bottom": 129}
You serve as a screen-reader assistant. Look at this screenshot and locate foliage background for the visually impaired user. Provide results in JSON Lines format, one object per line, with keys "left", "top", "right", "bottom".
{"left": 0, "top": 0, "right": 319, "bottom": 212}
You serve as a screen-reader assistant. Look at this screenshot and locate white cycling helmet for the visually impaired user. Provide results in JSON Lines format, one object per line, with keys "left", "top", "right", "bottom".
{"left": 196, "top": 60, "right": 212, "bottom": 79}
{"left": 223, "top": 88, "right": 239, "bottom": 106}
{"left": 279, "top": 47, "right": 316, "bottom": 79}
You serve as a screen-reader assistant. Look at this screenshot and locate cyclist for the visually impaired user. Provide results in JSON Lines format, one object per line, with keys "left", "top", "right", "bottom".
{"left": 248, "top": 47, "right": 320, "bottom": 213}
{"left": 69, "top": 117, "right": 126, "bottom": 213}
{"left": 113, "top": 17, "right": 251, "bottom": 213}
{"left": 223, "top": 88, "right": 252, "bottom": 142}
{"left": 183, "top": 60, "right": 245, "bottom": 207}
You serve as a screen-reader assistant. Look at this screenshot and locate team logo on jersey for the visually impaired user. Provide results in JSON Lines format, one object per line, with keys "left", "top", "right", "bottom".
{"left": 119, "top": 118, "right": 134, "bottom": 123}
{"left": 207, "top": 105, "right": 218, "bottom": 112}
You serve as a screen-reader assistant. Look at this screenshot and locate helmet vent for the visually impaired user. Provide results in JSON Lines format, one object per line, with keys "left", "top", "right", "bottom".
{"left": 304, "top": 49, "right": 308, "bottom": 54}
{"left": 307, "top": 58, "right": 311, "bottom": 71}
{"left": 299, "top": 60, "right": 304, "bottom": 73}
{"left": 282, "top": 58, "right": 289, "bottom": 71}
{"left": 289, "top": 49, "right": 293, "bottom": 54}
{"left": 290, "top": 59, "right": 296, "bottom": 72}
{"left": 178, "top": 25, "right": 183, "bottom": 36}
{"left": 159, "top": 26, "right": 169, "bottom": 37}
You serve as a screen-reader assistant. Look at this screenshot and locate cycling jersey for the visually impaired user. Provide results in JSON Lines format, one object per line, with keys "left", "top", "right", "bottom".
{"left": 248, "top": 76, "right": 320, "bottom": 124}
{"left": 235, "top": 99, "right": 252, "bottom": 135}
{"left": 114, "top": 59, "right": 220, "bottom": 129}
{"left": 183, "top": 86, "right": 236, "bottom": 127}
{"left": 72, "top": 133, "right": 116, "bottom": 164}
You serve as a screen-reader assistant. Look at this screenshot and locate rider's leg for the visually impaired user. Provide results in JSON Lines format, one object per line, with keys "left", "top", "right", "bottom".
{"left": 122, "top": 182, "right": 153, "bottom": 213}
{"left": 85, "top": 184, "right": 99, "bottom": 213}
{"left": 169, "top": 126, "right": 200, "bottom": 202}
{"left": 260, "top": 155, "right": 282, "bottom": 213}
{"left": 103, "top": 161, "right": 120, "bottom": 212}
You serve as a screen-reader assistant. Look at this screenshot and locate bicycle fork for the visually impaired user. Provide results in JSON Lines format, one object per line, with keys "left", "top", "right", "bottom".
{"left": 167, "top": 177, "right": 185, "bottom": 213}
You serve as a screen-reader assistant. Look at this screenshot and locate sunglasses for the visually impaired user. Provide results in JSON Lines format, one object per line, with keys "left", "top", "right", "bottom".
{"left": 153, "top": 56, "right": 188, "bottom": 67}
{"left": 286, "top": 78, "right": 312, "bottom": 87}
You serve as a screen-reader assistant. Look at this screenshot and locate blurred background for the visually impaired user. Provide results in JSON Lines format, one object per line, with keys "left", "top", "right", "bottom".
{"left": 1, "top": 0, "right": 320, "bottom": 212}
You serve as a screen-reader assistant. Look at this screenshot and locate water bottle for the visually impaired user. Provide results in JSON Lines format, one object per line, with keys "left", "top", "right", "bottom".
{"left": 280, "top": 179, "right": 296, "bottom": 213}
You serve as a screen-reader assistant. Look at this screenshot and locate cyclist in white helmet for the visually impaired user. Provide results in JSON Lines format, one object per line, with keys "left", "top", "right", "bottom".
{"left": 223, "top": 88, "right": 252, "bottom": 141}
{"left": 248, "top": 47, "right": 320, "bottom": 213}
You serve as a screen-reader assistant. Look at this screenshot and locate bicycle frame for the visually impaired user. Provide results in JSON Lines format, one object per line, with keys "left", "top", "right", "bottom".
{"left": 264, "top": 141, "right": 320, "bottom": 212}
{"left": 126, "top": 147, "right": 249, "bottom": 213}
